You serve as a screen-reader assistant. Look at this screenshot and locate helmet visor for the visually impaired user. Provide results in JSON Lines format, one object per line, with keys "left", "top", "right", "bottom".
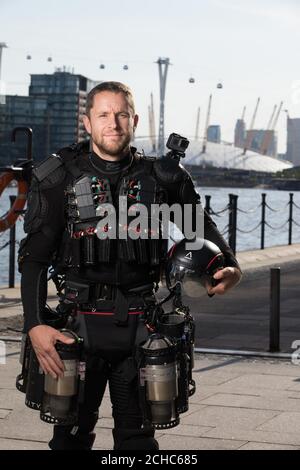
{"left": 166, "top": 264, "right": 209, "bottom": 298}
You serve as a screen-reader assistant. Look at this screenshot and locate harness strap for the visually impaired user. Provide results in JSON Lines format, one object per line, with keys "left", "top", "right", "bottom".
{"left": 114, "top": 287, "right": 130, "bottom": 325}
{"left": 79, "top": 310, "right": 144, "bottom": 316}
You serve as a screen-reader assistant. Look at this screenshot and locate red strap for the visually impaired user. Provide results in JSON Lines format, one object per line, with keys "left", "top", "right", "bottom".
{"left": 79, "top": 310, "right": 144, "bottom": 316}
{"left": 206, "top": 253, "right": 222, "bottom": 271}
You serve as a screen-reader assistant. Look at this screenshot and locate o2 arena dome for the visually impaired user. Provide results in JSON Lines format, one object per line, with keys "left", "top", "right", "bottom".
{"left": 134, "top": 138, "right": 293, "bottom": 173}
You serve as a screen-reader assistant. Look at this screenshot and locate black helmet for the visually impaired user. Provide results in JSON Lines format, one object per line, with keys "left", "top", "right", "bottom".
{"left": 165, "top": 238, "right": 224, "bottom": 297}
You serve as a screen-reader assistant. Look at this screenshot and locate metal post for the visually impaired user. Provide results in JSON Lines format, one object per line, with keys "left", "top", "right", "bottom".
{"left": 228, "top": 194, "right": 233, "bottom": 250}
{"left": 11, "top": 126, "right": 33, "bottom": 161}
{"left": 228, "top": 194, "right": 238, "bottom": 255}
{"left": 233, "top": 195, "right": 238, "bottom": 254}
{"left": 288, "top": 193, "right": 294, "bottom": 245}
{"left": 270, "top": 267, "right": 280, "bottom": 352}
{"left": 9, "top": 195, "right": 16, "bottom": 288}
{"left": 205, "top": 195, "right": 211, "bottom": 214}
{"left": 261, "top": 193, "right": 266, "bottom": 250}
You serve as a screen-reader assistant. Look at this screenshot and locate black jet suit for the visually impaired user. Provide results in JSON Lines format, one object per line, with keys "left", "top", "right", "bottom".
{"left": 18, "top": 143, "right": 240, "bottom": 450}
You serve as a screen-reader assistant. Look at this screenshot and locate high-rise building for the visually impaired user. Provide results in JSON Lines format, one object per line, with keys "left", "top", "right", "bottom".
{"left": 0, "top": 95, "right": 48, "bottom": 164}
{"left": 207, "top": 125, "right": 221, "bottom": 143}
{"left": 0, "top": 71, "right": 98, "bottom": 164}
{"left": 286, "top": 118, "right": 300, "bottom": 166}
{"left": 234, "top": 119, "right": 246, "bottom": 148}
{"left": 245, "top": 129, "right": 277, "bottom": 157}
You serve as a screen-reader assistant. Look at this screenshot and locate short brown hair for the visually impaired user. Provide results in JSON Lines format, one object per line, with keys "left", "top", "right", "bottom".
{"left": 86, "top": 81, "right": 135, "bottom": 116}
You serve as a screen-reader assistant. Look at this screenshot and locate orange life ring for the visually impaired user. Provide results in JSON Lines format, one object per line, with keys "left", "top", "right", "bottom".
{"left": 0, "top": 172, "right": 28, "bottom": 232}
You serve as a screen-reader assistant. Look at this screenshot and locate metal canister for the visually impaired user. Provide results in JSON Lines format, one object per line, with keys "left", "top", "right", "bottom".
{"left": 139, "top": 334, "right": 179, "bottom": 429}
{"left": 40, "top": 330, "right": 84, "bottom": 425}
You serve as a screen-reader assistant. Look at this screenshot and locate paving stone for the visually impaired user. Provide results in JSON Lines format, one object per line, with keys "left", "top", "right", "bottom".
{"left": 181, "top": 404, "right": 208, "bottom": 417}
{"left": 205, "top": 427, "right": 300, "bottom": 446}
{"left": 93, "top": 428, "right": 114, "bottom": 450}
{"left": 221, "top": 374, "right": 298, "bottom": 392}
{"left": 0, "top": 401, "right": 52, "bottom": 442}
{"left": 195, "top": 373, "right": 241, "bottom": 386}
{"left": 0, "top": 389, "right": 23, "bottom": 409}
{"left": 157, "top": 434, "right": 246, "bottom": 450}
{"left": 239, "top": 441, "right": 299, "bottom": 450}
{"left": 0, "top": 409, "right": 11, "bottom": 419}
{"left": 191, "top": 386, "right": 221, "bottom": 402}
{"left": 287, "top": 382, "right": 300, "bottom": 392}
{"left": 0, "top": 437, "right": 48, "bottom": 450}
{"left": 257, "top": 412, "right": 300, "bottom": 434}
{"left": 98, "top": 396, "right": 112, "bottom": 418}
{"left": 201, "top": 393, "right": 300, "bottom": 412}
{"left": 156, "top": 424, "right": 214, "bottom": 438}
{"left": 95, "top": 417, "right": 113, "bottom": 429}
{"left": 202, "top": 360, "right": 300, "bottom": 378}
{"left": 181, "top": 405, "right": 278, "bottom": 430}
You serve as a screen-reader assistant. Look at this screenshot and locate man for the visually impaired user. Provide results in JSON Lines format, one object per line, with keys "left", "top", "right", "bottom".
{"left": 19, "top": 81, "right": 241, "bottom": 450}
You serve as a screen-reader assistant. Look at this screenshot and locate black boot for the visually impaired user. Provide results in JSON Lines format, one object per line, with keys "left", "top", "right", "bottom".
{"left": 49, "top": 425, "right": 96, "bottom": 450}
{"left": 113, "top": 427, "right": 159, "bottom": 450}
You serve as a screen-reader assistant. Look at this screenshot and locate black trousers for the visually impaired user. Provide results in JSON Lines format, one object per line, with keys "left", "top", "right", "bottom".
{"left": 48, "top": 353, "right": 158, "bottom": 450}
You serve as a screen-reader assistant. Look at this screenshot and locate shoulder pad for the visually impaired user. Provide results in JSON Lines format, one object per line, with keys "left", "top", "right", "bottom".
{"left": 153, "top": 157, "right": 187, "bottom": 184}
{"left": 32, "top": 154, "right": 64, "bottom": 186}
{"left": 58, "top": 140, "right": 90, "bottom": 156}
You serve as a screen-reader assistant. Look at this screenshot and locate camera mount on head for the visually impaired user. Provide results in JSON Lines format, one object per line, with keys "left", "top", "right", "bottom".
{"left": 165, "top": 133, "right": 189, "bottom": 160}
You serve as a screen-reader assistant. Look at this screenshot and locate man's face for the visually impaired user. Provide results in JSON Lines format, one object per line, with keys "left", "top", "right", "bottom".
{"left": 83, "top": 91, "right": 139, "bottom": 159}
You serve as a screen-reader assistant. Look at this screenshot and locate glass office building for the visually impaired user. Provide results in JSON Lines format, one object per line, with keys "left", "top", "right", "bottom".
{"left": 0, "top": 71, "right": 98, "bottom": 164}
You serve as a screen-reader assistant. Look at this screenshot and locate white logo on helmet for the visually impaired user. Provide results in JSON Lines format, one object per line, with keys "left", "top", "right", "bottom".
{"left": 184, "top": 252, "right": 192, "bottom": 260}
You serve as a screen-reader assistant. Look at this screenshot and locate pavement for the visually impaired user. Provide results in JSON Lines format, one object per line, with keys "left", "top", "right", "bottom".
{"left": 0, "top": 243, "right": 300, "bottom": 450}
{"left": 1, "top": 348, "right": 300, "bottom": 450}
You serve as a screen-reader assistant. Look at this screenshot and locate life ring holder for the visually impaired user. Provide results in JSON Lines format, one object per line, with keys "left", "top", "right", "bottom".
{"left": 0, "top": 171, "right": 28, "bottom": 232}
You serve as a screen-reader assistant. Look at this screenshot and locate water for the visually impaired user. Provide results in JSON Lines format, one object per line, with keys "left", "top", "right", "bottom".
{"left": 200, "top": 186, "right": 300, "bottom": 252}
{"left": 1, "top": 185, "right": 300, "bottom": 287}
{"left": 0, "top": 186, "right": 26, "bottom": 287}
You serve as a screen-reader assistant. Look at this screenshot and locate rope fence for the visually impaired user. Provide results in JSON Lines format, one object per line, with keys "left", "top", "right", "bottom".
{"left": 265, "top": 220, "right": 290, "bottom": 231}
{"left": 205, "top": 192, "right": 299, "bottom": 254}
{"left": 236, "top": 222, "right": 262, "bottom": 234}
{"left": 265, "top": 202, "right": 289, "bottom": 213}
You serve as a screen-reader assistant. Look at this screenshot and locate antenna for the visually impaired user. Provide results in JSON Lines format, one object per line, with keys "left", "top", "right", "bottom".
{"left": 241, "top": 106, "right": 246, "bottom": 121}
{"left": 0, "top": 42, "right": 8, "bottom": 83}
{"left": 195, "top": 107, "right": 200, "bottom": 141}
{"left": 148, "top": 92, "right": 156, "bottom": 152}
{"left": 202, "top": 94, "right": 212, "bottom": 153}
{"left": 156, "top": 57, "right": 170, "bottom": 155}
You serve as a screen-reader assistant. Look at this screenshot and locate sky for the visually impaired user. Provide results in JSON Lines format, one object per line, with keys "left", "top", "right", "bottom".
{"left": 1, "top": 0, "right": 300, "bottom": 153}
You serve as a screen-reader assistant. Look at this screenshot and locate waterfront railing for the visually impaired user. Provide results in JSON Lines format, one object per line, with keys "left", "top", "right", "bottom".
{"left": 205, "top": 192, "right": 300, "bottom": 255}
